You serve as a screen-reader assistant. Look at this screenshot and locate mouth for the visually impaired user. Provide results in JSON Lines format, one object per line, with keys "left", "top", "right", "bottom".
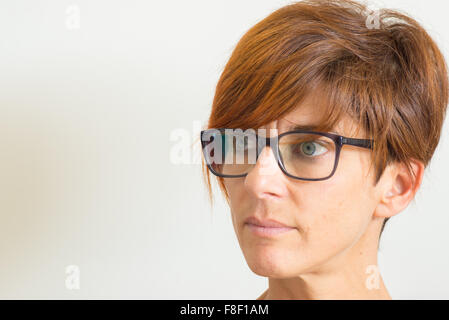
{"left": 244, "top": 216, "right": 297, "bottom": 237}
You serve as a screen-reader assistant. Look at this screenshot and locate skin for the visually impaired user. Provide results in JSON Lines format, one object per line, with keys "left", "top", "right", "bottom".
{"left": 223, "top": 94, "right": 425, "bottom": 300}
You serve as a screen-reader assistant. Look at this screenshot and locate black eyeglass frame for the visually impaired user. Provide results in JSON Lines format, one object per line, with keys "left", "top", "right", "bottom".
{"left": 201, "top": 128, "right": 373, "bottom": 181}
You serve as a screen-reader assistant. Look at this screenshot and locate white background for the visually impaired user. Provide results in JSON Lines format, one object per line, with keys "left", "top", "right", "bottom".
{"left": 0, "top": 0, "right": 448, "bottom": 299}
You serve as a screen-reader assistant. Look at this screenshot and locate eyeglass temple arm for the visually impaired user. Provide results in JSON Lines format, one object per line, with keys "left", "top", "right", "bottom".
{"left": 340, "top": 137, "right": 373, "bottom": 149}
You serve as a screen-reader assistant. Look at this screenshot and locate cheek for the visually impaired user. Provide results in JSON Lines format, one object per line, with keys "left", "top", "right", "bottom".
{"left": 298, "top": 159, "right": 373, "bottom": 248}
{"left": 223, "top": 179, "right": 249, "bottom": 219}
{"left": 224, "top": 179, "right": 245, "bottom": 204}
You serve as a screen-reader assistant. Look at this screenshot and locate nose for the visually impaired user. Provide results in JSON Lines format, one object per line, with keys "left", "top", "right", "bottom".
{"left": 244, "top": 145, "right": 289, "bottom": 200}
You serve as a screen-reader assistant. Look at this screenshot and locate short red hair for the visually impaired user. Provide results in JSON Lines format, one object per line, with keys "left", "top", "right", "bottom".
{"left": 201, "top": 0, "right": 449, "bottom": 234}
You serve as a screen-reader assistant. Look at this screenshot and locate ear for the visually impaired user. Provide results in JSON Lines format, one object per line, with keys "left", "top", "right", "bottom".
{"left": 374, "top": 159, "right": 425, "bottom": 218}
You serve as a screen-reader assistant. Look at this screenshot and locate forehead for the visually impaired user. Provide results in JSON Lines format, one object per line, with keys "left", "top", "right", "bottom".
{"left": 276, "top": 93, "right": 363, "bottom": 138}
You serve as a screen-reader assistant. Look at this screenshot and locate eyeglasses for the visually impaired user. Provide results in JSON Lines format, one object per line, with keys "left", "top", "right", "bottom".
{"left": 201, "top": 128, "right": 373, "bottom": 181}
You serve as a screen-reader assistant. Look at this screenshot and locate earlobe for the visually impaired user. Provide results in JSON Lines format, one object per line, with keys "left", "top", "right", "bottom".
{"left": 374, "top": 189, "right": 396, "bottom": 218}
{"left": 373, "top": 159, "right": 425, "bottom": 218}
{"left": 373, "top": 182, "right": 397, "bottom": 219}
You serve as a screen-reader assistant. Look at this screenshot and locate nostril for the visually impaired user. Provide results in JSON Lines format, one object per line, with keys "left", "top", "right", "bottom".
{"left": 261, "top": 192, "right": 281, "bottom": 200}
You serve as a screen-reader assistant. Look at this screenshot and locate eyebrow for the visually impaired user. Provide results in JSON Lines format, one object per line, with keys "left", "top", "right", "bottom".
{"left": 288, "top": 124, "right": 340, "bottom": 135}
{"left": 289, "top": 124, "right": 320, "bottom": 131}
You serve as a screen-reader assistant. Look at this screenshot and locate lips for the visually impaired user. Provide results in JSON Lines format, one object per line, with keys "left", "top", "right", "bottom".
{"left": 245, "top": 216, "right": 292, "bottom": 228}
{"left": 244, "top": 216, "right": 296, "bottom": 237}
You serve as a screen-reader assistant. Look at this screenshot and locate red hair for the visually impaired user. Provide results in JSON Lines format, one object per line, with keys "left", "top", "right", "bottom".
{"left": 201, "top": 0, "right": 449, "bottom": 234}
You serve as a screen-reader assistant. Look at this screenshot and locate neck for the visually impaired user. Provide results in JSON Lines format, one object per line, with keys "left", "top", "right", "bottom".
{"left": 259, "top": 219, "right": 391, "bottom": 300}
{"left": 263, "top": 268, "right": 391, "bottom": 300}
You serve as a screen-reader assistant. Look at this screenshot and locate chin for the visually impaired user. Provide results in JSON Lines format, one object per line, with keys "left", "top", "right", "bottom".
{"left": 243, "top": 245, "right": 299, "bottom": 279}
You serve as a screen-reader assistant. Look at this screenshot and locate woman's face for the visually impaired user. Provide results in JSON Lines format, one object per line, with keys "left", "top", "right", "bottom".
{"left": 223, "top": 97, "right": 386, "bottom": 278}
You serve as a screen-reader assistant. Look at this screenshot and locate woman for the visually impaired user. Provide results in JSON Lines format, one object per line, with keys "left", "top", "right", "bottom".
{"left": 200, "top": 0, "right": 448, "bottom": 299}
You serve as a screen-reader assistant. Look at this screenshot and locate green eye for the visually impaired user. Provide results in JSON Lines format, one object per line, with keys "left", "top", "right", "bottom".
{"left": 297, "top": 141, "right": 328, "bottom": 157}
{"left": 301, "top": 142, "right": 316, "bottom": 156}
